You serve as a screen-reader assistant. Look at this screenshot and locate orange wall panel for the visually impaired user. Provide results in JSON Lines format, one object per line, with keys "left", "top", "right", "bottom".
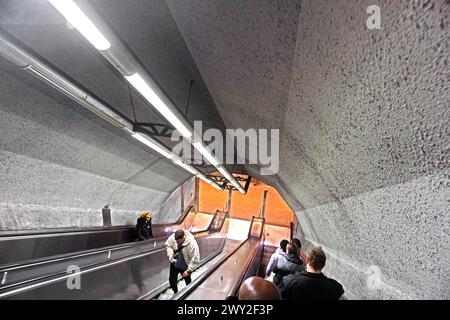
{"left": 198, "top": 180, "right": 228, "bottom": 213}
{"left": 198, "top": 178, "right": 293, "bottom": 227}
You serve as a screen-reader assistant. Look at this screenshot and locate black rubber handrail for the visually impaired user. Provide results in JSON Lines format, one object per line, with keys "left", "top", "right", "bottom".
{"left": 170, "top": 215, "right": 264, "bottom": 300}
{"left": 0, "top": 228, "right": 223, "bottom": 294}
{"left": 0, "top": 206, "right": 214, "bottom": 271}
{"left": 170, "top": 239, "right": 249, "bottom": 300}
{"left": 144, "top": 211, "right": 230, "bottom": 300}
{"left": 0, "top": 204, "right": 195, "bottom": 238}
{"left": 0, "top": 210, "right": 228, "bottom": 295}
{"left": 227, "top": 216, "right": 265, "bottom": 298}
{"left": 142, "top": 242, "right": 225, "bottom": 300}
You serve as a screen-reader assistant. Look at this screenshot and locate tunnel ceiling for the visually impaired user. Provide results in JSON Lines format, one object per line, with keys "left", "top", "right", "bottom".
{"left": 0, "top": 0, "right": 447, "bottom": 210}
{"left": 165, "top": 0, "right": 449, "bottom": 209}
{"left": 0, "top": 0, "right": 448, "bottom": 299}
{"left": 0, "top": 0, "right": 230, "bottom": 197}
{"left": 166, "top": 0, "right": 449, "bottom": 299}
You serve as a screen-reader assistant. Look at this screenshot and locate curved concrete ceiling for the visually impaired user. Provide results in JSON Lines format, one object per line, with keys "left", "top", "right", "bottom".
{"left": 0, "top": 0, "right": 448, "bottom": 299}
{"left": 166, "top": 0, "right": 449, "bottom": 299}
{"left": 0, "top": 0, "right": 229, "bottom": 229}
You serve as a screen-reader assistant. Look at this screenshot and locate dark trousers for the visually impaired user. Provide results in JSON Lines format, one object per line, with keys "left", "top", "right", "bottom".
{"left": 169, "top": 263, "right": 191, "bottom": 293}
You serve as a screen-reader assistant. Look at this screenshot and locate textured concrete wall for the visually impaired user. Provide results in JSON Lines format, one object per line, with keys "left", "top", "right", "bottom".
{"left": 0, "top": 0, "right": 447, "bottom": 299}
{"left": 280, "top": 0, "right": 449, "bottom": 300}
{"left": 0, "top": 0, "right": 227, "bottom": 230}
{"left": 0, "top": 60, "right": 191, "bottom": 230}
{"left": 111, "top": 177, "right": 196, "bottom": 226}
{"left": 167, "top": 0, "right": 449, "bottom": 299}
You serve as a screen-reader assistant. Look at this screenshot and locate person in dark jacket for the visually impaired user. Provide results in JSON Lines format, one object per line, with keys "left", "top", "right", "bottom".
{"left": 272, "top": 243, "right": 305, "bottom": 287}
{"left": 291, "top": 238, "right": 306, "bottom": 264}
{"left": 279, "top": 246, "right": 344, "bottom": 300}
{"left": 136, "top": 211, "right": 153, "bottom": 241}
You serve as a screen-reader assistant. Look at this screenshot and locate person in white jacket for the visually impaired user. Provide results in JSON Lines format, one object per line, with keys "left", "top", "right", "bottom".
{"left": 265, "top": 239, "right": 289, "bottom": 279}
{"left": 165, "top": 229, "right": 200, "bottom": 293}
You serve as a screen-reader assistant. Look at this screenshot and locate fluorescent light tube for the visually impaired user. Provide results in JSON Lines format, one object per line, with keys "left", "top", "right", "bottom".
{"left": 132, "top": 133, "right": 174, "bottom": 159}
{"left": 217, "top": 166, "right": 245, "bottom": 193}
{"left": 192, "top": 142, "right": 220, "bottom": 166}
{"left": 197, "top": 174, "right": 222, "bottom": 190}
{"left": 26, "top": 65, "right": 86, "bottom": 100}
{"left": 209, "top": 181, "right": 223, "bottom": 191}
{"left": 48, "top": 0, "right": 111, "bottom": 51}
{"left": 174, "top": 160, "right": 198, "bottom": 175}
{"left": 217, "top": 166, "right": 233, "bottom": 182}
{"left": 125, "top": 73, "right": 192, "bottom": 138}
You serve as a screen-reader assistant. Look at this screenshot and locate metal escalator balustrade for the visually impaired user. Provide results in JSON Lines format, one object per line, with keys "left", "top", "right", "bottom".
{"left": 168, "top": 216, "right": 266, "bottom": 300}
{"left": 0, "top": 205, "right": 197, "bottom": 266}
{"left": 0, "top": 206, "right": 203, "bottom": 292}
{"left": 0, "top": 210, "right": 229, "bottom": 299}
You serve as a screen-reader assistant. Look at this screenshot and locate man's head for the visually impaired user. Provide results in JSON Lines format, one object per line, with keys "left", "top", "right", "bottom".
{"left": 279, "top": 239, "right": 289, "bottom": 253}
{"left": 286, "top": 243, "right": 298, "bottom": 256}
{"left": 307, "top": 246, "right": 326, "bottom": 272}
{"left": 291, "top": 238, "right": 301, "bottom": 251}
{"left": 238, "top": 276, "right": 281, "bottom": 300}
{"left": 174, "top": 229, "right": 186, "bottom": 245}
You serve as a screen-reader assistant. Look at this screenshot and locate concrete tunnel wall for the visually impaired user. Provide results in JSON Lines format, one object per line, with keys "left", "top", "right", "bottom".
{"left": 0, "top": 0, "right": 447, "bottom": 300}
{"left": 166, "top": 0, "right": 449, "bottom": 299}
{"left": 0, "top": 0, "right": 223, "bottom": 231}
{"left": 0, "top": 58, "right": 196, "bottom": 230}
{"left": 280, "top": 0, "right": 449, "bottom": 300}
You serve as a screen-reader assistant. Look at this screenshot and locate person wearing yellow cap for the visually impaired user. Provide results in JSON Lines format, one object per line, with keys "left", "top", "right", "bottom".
{"left": 136, "top": 211, "right": 153, "bottom": 241}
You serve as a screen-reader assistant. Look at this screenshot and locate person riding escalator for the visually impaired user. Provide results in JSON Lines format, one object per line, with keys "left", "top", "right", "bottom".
{"left": 136, "top": 211, "right": 153, "bottom": 241}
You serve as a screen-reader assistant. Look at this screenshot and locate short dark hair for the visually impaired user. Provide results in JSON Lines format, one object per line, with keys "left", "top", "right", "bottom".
{"left": 286, "top": 243, "right": 298, "bottom": 255}
{"left": 308, "top": 246, "right": 326, "bottom": 271}
{"left": 174, "top": 229, "right": 185, "bottom": 240}
{"left": 280, "top": 239, "right": 289, "bottom": 252}
{"left": 291, "top": 238, "right": 302, "bottom": 250}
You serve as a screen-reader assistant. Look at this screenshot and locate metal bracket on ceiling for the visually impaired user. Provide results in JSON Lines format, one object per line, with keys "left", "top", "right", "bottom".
{"left": 133, "top": 122, "right": 175, "bottom": 138}
{"left": 207, "top": 174, "right": 252, "bottom": 192}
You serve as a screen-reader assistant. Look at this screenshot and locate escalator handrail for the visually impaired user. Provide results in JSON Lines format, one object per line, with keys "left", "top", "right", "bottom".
{"left": 0, "top": 204, "right": 196, "bottom": 238}
{"left": 227, "top": 216, "right": 265, "bottom": 298}
{"left": 170, "top": 215, "right": 262, "bottom": 300}
{"left": 0, "top": 206, "right": 199, "bottom": 271}
{"left": 140, "top": 231, "right": 228, "bottom": 300}
{"left": 0, "top": 211, "right": 228, "bottom": 295}
{"left": 170, "top": 239, "right": 248, "bottom": 301}
{"left": 0, "top": 228, "right": 224, "bottom": 295}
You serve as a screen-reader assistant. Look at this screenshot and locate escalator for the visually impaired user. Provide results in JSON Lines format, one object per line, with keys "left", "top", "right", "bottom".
{"left": 0, "top": 204, "right": 198, "bottom": 266}
{"left": 0, "top": 209, "right": 228, "bottom": 299}
{"left": 159, "top": 216, "right": 266, "bottom": 300}
{"left": 152, "top": 238, "right": 242, "bottom": 300}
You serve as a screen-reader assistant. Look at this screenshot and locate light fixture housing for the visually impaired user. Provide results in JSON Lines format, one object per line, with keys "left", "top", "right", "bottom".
{"left": 125, "top": 73, "right": 192, "bottom": 138}
{"left": 131, "top": 133, "right": 174, "bottom": 159}
{"left": 174, "top": 160, "right": 198, "bottom": 175}
{"left": 192, "top": 141, "right": 220, "bottom": 166}
{"left": 197, "top": 174, "right": 223, "bottom": 190}
{"left": 0, "top": 29, "right": 224, "bottom": 185}
{"left": 48, "top": 0, "right": 111, "bottom": 51}
{"left": 44, "top": 3, "right": 247, "bottom": 193}
{"left": 217, "top": 166, "right": 245, "bottom": 194}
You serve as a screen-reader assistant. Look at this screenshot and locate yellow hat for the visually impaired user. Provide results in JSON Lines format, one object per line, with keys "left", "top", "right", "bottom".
{"left": 141, "top": 211, "right": 152, "bottom": 219}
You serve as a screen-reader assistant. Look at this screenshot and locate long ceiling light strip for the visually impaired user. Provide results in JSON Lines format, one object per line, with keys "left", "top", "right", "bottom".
{"left": 192, "top": 141, "right": 220, "bottom": 166}
{"left": 47, "top": 0, "right": 245, "bottom": 193}
{"left": 0, "top": 30, "right": 222, "bottom": 189}
{"left": 218, "top": 166, "right": 245, "bottom": 193}
{"left": 124, "top": 73, "right": 192, "bottom": 138}
{"left": 47, "top": 0, "right": 111, "bottom": 51}
{"left": 131, "top": 132, "right": 174, "bottom": 159}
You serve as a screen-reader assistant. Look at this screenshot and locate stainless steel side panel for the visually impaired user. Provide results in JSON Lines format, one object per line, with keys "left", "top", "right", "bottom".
{"left": 184, "top": 238, "right": 261, "bottom": 300}
{"left": 1, "top": 235, "right": 225, "bottom": 299}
